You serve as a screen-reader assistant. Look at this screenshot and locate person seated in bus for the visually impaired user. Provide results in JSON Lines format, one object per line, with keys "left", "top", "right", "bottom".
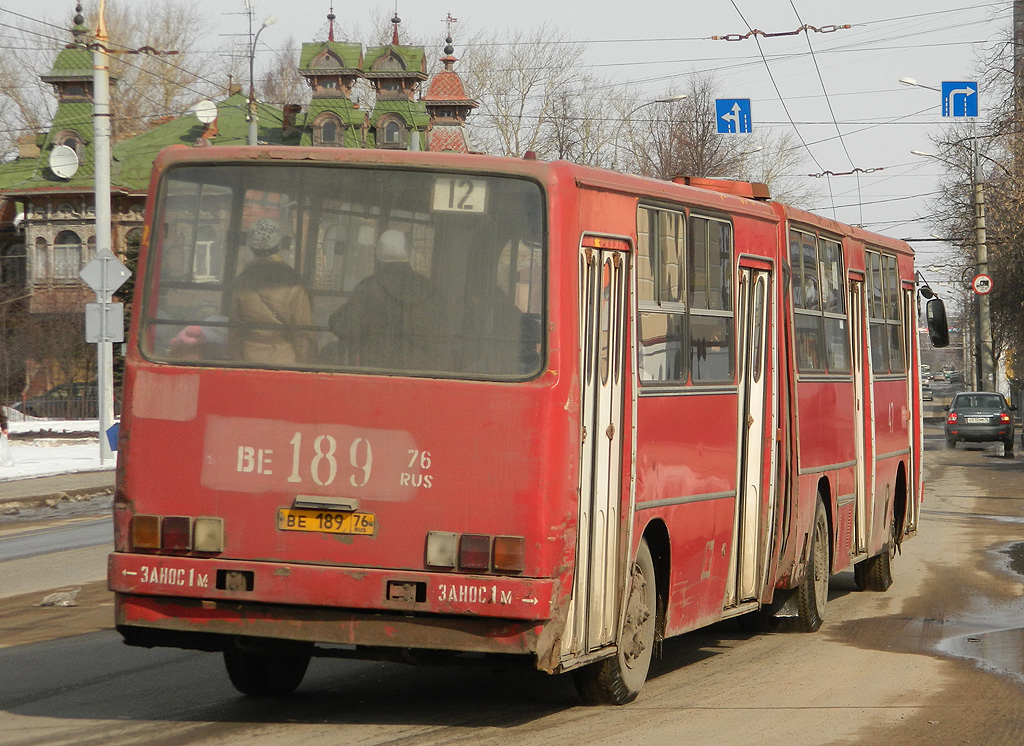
{"left": 459, "top": 284, "right": 535, "bottom": 375}
{"left": 328, "top": 229, "right": 450, "bottom": 371}
{"left": 229, "top": 218, "right": 316, "bottom": 365}
{"left": 168, "top": 315, "right": 229, "bottom": 361}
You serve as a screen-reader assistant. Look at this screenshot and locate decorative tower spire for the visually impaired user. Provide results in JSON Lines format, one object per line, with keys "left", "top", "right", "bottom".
{"left": 70, "top": 2, "right": 88, "bottom": 48}
{"left": 327, "top": 5, "right": 335, "bottom": 42}
{"left": 441, "top": 14, "right": 458, "bottom": 71}
{"left": 422, "top": 15, "right": 478, "bottom": 153}
{"left": 391, "top": 9, "right": 401, "bottom": 46}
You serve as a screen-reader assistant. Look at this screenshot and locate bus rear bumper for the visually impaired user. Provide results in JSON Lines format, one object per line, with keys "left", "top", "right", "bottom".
{"left": 109, "top": 551, "right": 560, "bottom": 657}
{"left": 114, "top": 592, "right": 547, "bottom": 657}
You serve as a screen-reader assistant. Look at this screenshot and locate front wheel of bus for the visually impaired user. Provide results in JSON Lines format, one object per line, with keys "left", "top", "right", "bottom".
{"left": 791, "top": 497, "right": 829, "bottom": 633}
{"left": 573, "top": 538, "right": 657, "bottom": 706}
{"left": 223, "top": 645, "right": 312, "bottom": 696}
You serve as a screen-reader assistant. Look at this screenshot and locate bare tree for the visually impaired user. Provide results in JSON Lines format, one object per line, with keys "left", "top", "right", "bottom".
{"left": 0, "top": 15, "right": 59, "bottom": 160}
{"left": 924, "top": 31, "right": 1024, "bottom": 382}
{"left": 739, "top": 129, "right": 820, "bottom": 208}
{"left": 0, "top": 1, "right": 217, "bottom": 154}
{"left": 259, "top": 34, "right": 309, "bottom": 108}
{"left": 95, "top": 0, "right": 219, "bottom": 138}
{"left": 461, "top": 25, "right": 603, "bottom": 159}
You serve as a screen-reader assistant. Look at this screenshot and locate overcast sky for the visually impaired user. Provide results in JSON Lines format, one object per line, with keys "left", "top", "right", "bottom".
{"left": 1, "top": 1, "right": 1011, "bottom": 273}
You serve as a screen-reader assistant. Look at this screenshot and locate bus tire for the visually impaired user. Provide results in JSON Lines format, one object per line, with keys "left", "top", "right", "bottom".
{"left": 573, "top": 538, "right": 657, "bottom": 705}
{"left": 223, "top": 647, "right": 312, "bottom": 696}
{"left": 853, "top": 513, "right": 895, "bottom": 592}
{"left": 789, "top": 496, "right": 829, "bottom": 633}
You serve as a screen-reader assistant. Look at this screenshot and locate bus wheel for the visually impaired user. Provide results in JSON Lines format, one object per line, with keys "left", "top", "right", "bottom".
{"left": 790, "top": 497, "right": 829, "bottom": 632}
{"left": 223, "top": 645, "right": 312, "bottom": 696}
{"left": 853, "top": 512, "right": 895, "bottom": 592}
{"left": 573, "top": 538, "right": 657, "bottom": 705}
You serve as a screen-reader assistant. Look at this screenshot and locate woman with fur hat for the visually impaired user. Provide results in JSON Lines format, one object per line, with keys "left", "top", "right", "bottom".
{"left": 229, "top": 218, "right": 316, "bottom": 365}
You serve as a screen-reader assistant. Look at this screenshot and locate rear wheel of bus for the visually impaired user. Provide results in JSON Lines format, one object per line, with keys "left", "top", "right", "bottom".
{"left": 787, "top": 496, "right": 829, "bottom": 633}
{"left": 223, "top": 643, "right": 313, "bottom": 696}
{"left": 854, "top": 510, "right": 896, "bottom": 592}
{"left": 574, "top": 538, "right": 658, "bottom": 705}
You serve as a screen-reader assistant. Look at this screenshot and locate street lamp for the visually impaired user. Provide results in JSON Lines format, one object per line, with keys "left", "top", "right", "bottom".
{"left": 899, "top": 77, "right": 940, "bottom": 92}
{"left": 247, "top": 15, "right": 277, "bottom": 146}
{"left": 615, "top": 94, "right": 688, "bottom": 171}
{"left": 912, "top": 145, "right": 994, "bottom": 390}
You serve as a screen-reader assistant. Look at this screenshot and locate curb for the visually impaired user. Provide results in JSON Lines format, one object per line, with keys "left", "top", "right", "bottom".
{"left": 0, "top": 485, "right": 114, "bottom": 513}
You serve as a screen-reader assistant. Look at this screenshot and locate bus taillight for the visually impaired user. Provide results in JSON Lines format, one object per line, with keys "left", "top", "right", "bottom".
{"left": 131, "top": 515, "right": 160, "bottom": 549}
{"left": 492, "top": 536, "right": 526, "bottom": 573}
{"left": 162, "top": 517, "right": 191, "bottom": 551}
{"left": 425, "top": 531, "right": 525, "bottom": 574}
{"left": 129, "top": 514, "right": 224, "bottom": 553}
{"left": 194, "top": 517, "right": 225, "bottom": 552}
{"left": 459, "top": 534, "right": 491, "bottom": 570}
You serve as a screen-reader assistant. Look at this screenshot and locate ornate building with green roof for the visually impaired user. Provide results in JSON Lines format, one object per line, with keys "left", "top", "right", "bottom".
{"left": 0, "top": 4, "right": 477, "bottom": 396}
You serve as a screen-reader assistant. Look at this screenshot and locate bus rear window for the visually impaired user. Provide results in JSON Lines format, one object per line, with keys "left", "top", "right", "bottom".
{"left": 142, "top": 164, "right": 545, "bottom": 379}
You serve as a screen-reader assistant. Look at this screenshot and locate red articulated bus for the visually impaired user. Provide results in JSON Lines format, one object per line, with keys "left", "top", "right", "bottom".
{"left": 109, "top": 146, "right": 948, "bottom": 704}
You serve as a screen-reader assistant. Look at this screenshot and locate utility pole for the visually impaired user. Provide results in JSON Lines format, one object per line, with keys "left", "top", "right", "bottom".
{"left": 974, "top": 133, "right": 995, "bottom": 391}
{"left": 92, "top": 0, "right": 115, "bottom": 461}
{"left": 1016, "top": 1, "right": 1024, "bottom": 128}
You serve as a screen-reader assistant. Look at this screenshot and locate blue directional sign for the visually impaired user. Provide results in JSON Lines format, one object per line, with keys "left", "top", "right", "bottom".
{"left": 941, "top": 81, "right": 978, "bottom": 117}
{"left": 716, "top": 98, "right": 752, "bottom": 134}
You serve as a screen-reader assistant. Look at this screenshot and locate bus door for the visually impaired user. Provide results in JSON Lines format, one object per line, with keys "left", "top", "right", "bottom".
{"left": 564, "top": 243, "right": 630, "bottom": 657}
{"left": 727, "top": 265, "right": 775, "bottom": 607}
{"left": 850, "top": 278, "right": 871, "bottom": 553}
{"left": 903, "top": 286, "right": 920, "bottom": 532}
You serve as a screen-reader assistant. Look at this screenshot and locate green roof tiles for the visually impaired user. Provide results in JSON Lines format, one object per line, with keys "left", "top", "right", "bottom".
{"left": 370, "top": 99, "right": 429, "bottom": 129}
{"left": 363, "top": 45, "right": 427, "bottom": 77}
{"left": 299, "top": 41, "right": 363, "bottom": 72}
{"left": 42, "top": 47, "right": 94, "bottom": 81}
{"left": 112, "top": 93, "right": 288, "bottom": 191}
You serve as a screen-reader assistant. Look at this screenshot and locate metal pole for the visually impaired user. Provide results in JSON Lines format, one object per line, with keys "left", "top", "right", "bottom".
{"left": 974, "top": 132, "right": 995, "bottom": 390}
{"left": 247, "top": 10, "right": 257, "bottom": 146}
{"left": 92, "top": 0, "right": 114, "bottom": 461}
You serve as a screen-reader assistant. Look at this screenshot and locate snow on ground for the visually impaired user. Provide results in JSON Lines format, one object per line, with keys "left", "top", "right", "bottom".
{"left": 1, "top": 418, "right": 115, "bottom": 483}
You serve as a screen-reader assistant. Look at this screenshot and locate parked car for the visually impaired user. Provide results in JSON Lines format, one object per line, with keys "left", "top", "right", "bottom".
{"left": 944, "top": 391, "right": 1015, "bottom": 451}
{"left": 11, "top": 381, "right": 119, "bottom": 420}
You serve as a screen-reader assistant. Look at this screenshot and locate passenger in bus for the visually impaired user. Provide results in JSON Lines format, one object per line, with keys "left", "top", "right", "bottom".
{"left": 460, "top": 285, "right": 535, "bottom": 375}
{"left": 229, "top": 218, "right": 316, "bottom": 365}
{"left": 328, "top": 229, "right": 449, "bottom": 370}
{"left": 168, "top": 315, "right": 229, "bottom": 360}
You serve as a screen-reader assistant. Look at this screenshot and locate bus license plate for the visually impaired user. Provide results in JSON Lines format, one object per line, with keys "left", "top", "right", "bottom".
{"left": 277, "top": 508, "right": 376, "bottom": 536}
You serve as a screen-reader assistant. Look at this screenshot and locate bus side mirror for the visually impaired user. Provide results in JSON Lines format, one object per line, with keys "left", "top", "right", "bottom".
{"left": 926, "top": 297, "right": 950, "bottom": 348}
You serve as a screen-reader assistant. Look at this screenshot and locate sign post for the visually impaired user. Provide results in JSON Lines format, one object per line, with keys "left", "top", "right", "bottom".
{"left": 80, "top": 249, "right": 130, "bottom": 462}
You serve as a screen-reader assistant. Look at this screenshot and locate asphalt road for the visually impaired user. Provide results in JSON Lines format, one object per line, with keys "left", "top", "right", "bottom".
{"left": 1, "top": 403, "right": 1023, "bottom": 746}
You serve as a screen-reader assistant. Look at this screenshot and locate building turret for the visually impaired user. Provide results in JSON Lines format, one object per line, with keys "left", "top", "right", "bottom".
{"left": 364, "top": 13, "right": 428, "bottom": 149}
{"left": 422, "top": 32, "right": 478, "bottom": 153}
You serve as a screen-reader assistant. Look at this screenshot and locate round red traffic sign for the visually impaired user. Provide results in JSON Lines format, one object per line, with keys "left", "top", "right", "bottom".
{"left": 972, "top": 273, "right": 993, "bottom": 295}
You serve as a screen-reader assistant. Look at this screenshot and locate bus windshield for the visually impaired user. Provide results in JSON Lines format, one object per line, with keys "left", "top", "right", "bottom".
{"left": 141, "top": 163, "right": 546, "bottom": 379}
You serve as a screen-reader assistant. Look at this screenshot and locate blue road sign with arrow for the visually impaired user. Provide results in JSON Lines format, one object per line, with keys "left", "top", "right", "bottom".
{"left": 941, "top": 81, "right": 978, "bottom": 117}
{"left": 716, "top": 98, "right": 752, "bottom": 134}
